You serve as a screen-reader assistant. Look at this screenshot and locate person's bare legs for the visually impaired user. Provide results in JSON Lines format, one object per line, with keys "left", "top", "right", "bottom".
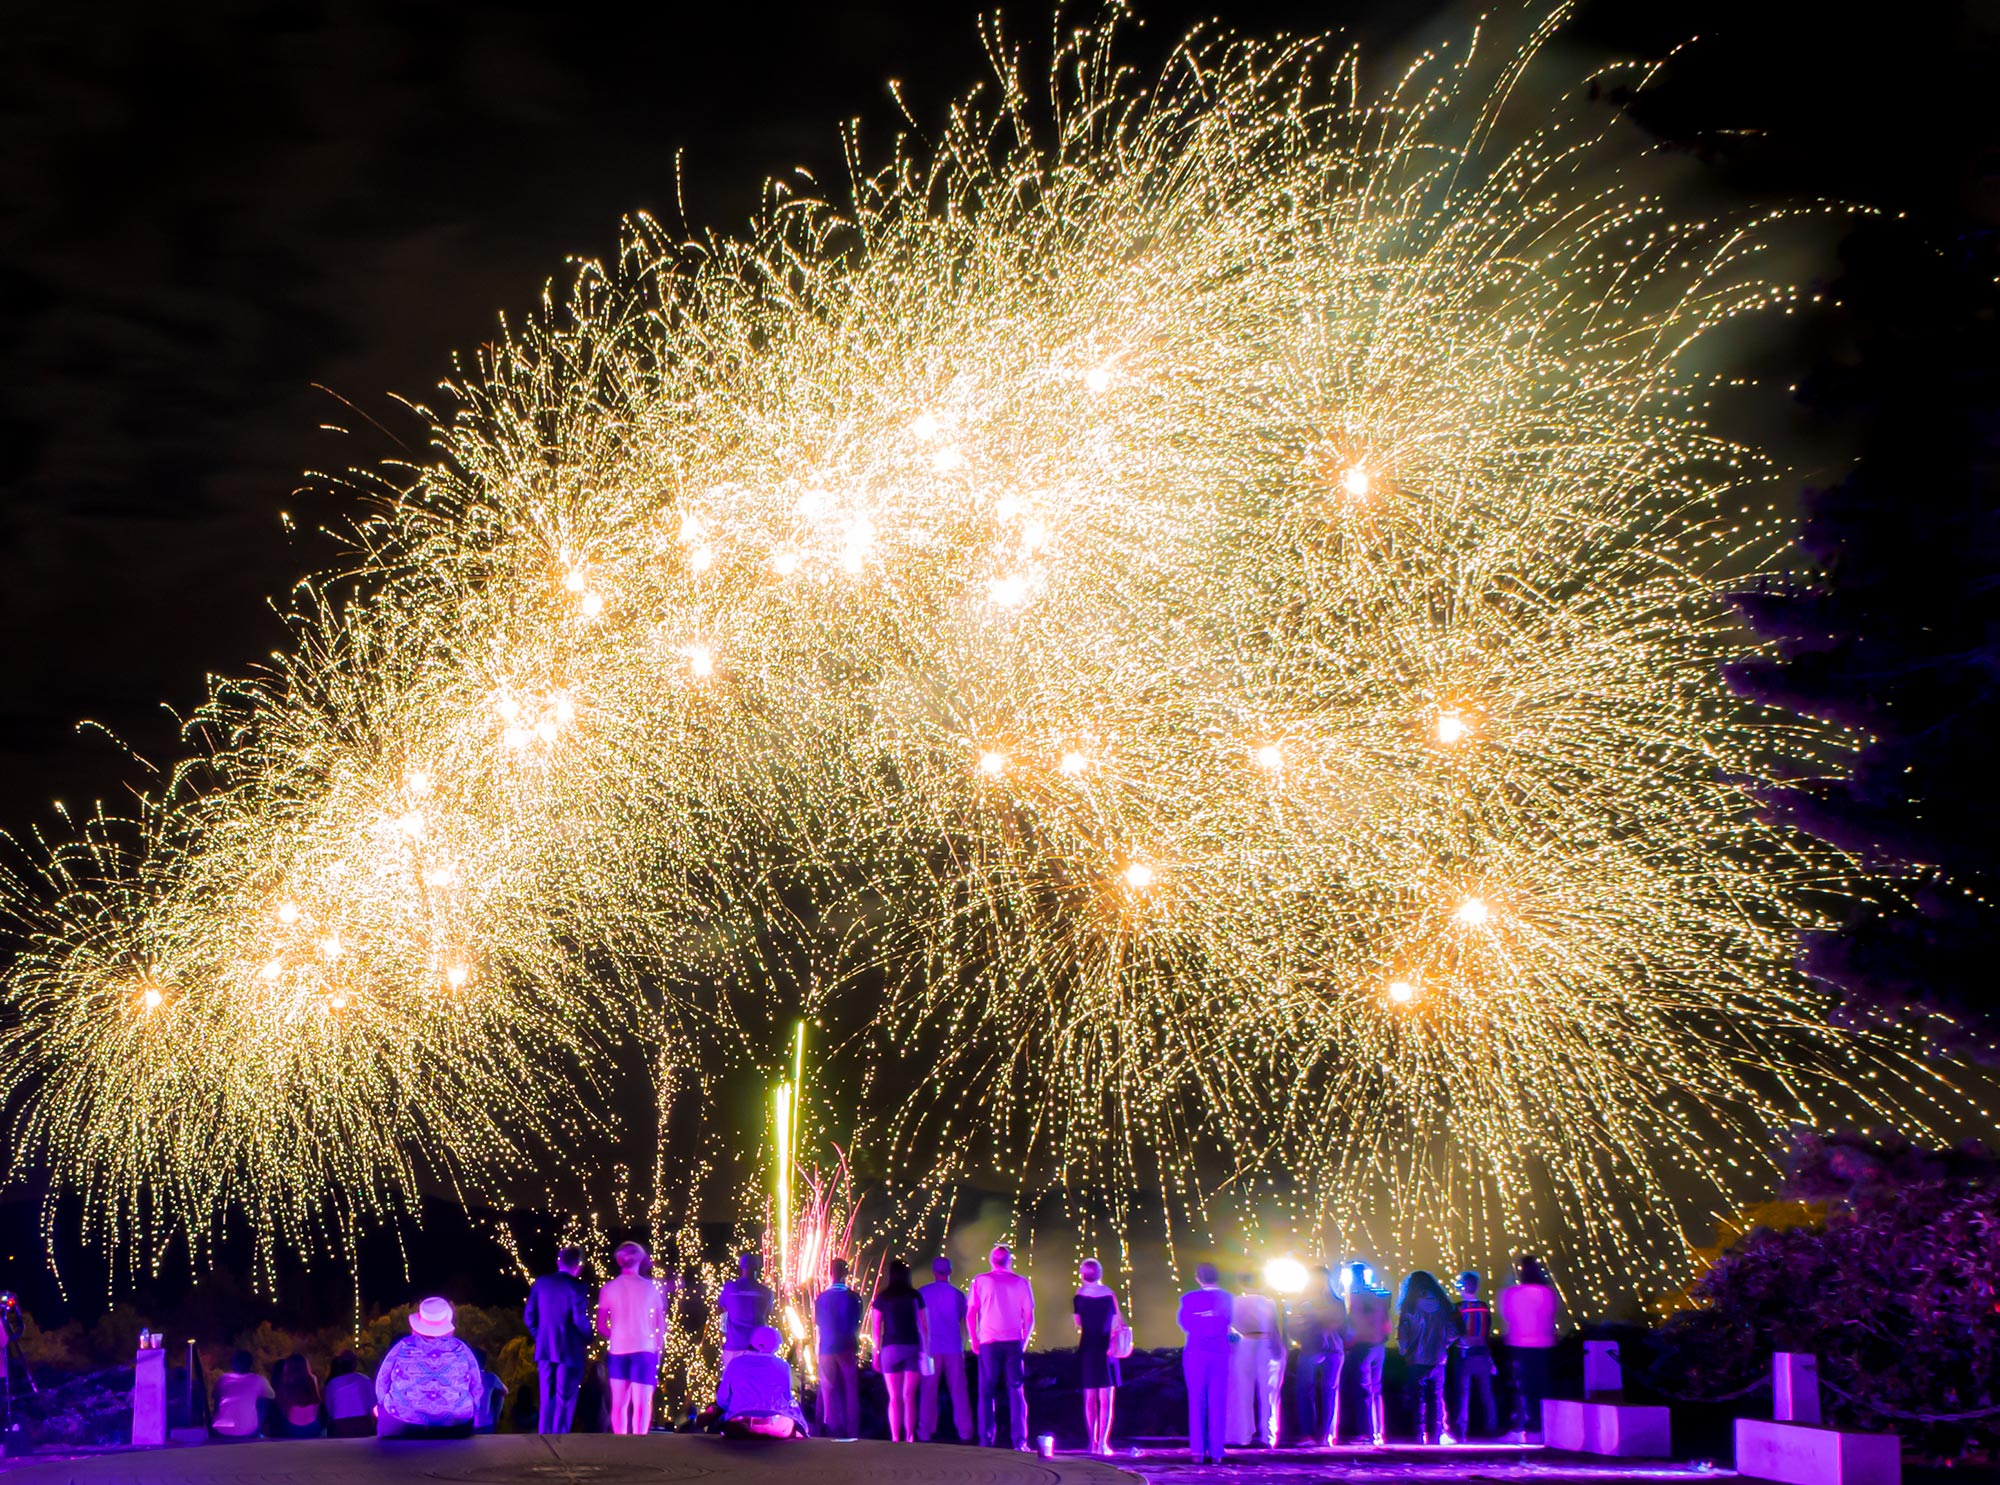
{"left": 891, "top": 1372, "right": 918, "bottom": 1441}
{"left": 607, "top": 1378, "right": 632, "bottom": 1435}
{"left": 631, "top": 1384, "right": 656, "bottom": 1434}
{"left": 1100, "top": 1385, "right": 1117, "bottom": 1453}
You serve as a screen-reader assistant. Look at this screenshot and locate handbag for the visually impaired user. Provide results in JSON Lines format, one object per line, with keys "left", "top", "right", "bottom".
{"left": 1110, "top": 1320, "right": 1135, "bottom": 1360}
{"left": 919, "top": 1352, "right": 936, "bottom": 1377}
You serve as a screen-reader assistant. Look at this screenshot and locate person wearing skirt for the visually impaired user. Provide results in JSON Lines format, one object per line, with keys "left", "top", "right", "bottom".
{"left": 1072, "top": 1259, "right": 1125, "bottom": 1456}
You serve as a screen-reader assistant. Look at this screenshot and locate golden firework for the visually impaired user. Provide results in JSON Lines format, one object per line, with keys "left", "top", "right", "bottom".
{"left": 0, "top": 9, "right": 1979, "bottom": 1306}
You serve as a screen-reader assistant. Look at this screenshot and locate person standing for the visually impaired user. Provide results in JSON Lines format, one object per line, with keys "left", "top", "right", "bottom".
{"left": 1072, "top": 1258, "right": 1124, "bottom": 1456}
{"left": 1177, "top": 1263, "right": 1234, "bottom": 1466}
{"left": 1345, "top": 1262, "right": 1392, "bottom": 1446}
{"left": 1498, "top": 1255, "right": 1560, "bottom": 1443}
{"left": 1226, "top": 1274, "right": 1284, "bottom": 1448}
{"left": 1395, "top": 1271, "right": 1462, "bottom": 1445}
{"left": 870, "top": 1259, "right": 925, "bottom": 1441}
{"left": 1290, "top": 1266, "right": 1346, "bottom": 1447}
{"left": 525, "top": 1246, "right": 592, "bottom": 1434}
{"left": 597, "top": 1241, "right": 667, "bottom": 1435}
{"left": 918, "top": 1256, "right": 972, "bottom": 1442}
{"left": 815, "top": 1257, "right": 865, "bottom": 1439}
{"left": 717, "top": 1252, "right": 776, "bottom": 1372}
{"left": 967, "top": 1244, "right": 1035, "bottom": 1450}
{"left": 375, "top": 1298, "right": 483, "bottom": 1438}
{"left": 1451, "top": 1270, "right": 1498, "bottom": 1442}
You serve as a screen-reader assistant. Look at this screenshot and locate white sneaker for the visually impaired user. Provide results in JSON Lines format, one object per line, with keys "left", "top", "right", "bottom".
{"left": 1440, "top": 1433, "right": 1459, "bottom": 1446}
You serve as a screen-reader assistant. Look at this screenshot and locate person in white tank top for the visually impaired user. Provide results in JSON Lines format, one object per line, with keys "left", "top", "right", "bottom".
{"left": 597, "top": 1242, "right": 666, "bottom": 1434}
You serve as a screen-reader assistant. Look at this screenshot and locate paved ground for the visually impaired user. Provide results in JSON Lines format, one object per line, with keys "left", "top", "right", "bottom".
{"left": 0, "top": 1435, "right": 1747, "bottom": 1484}
{"left": 0, "top": 1434, "right": 1140, "bottom": 1485}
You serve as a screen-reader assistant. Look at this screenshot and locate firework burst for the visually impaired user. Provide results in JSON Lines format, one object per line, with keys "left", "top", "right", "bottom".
{"left": 0, "top": 7, "right": 1980, "bottom": 1305}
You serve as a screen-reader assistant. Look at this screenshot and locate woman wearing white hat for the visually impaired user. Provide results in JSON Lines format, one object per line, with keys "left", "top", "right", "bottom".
{"left": 374, "top": 1297, "right": 483, "bottom": 1438}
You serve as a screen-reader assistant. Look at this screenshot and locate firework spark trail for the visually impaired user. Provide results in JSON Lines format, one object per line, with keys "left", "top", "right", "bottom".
{"left": 0, "top": 10, "right": 1979, "bottom": 1305}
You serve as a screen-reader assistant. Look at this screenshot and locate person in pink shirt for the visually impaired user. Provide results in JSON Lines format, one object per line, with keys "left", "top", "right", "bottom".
{"left": 1497, "top": 1254, "right": 1560, "bottom": 1443}
{"left": 597, "top": 1241, "right": 666, "bottom": 1435}
{"left": 966, "top": 1245, "right": 1035, "bottom": 1449}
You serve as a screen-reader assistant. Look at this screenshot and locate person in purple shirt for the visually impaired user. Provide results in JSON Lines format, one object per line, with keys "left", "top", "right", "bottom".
{"left": 375, "top": 1298, "right": 482, "bottom": 1438}
{"left": 918, "top": 1257, "right": 971, "bottom": 1442}
{"left": 717, "top": 1325, "right": 807, "bottom": 1438}
{"left": 1177, "top": 1263, "right": 1235, "bottom": 1466}
{"left": 717, "top": 1253, "right": 776, "bottom": 1371}
{"left": 814, "top": 1258, "right": 864, "bottom": 1439}
{"left": 524, "top": 1246, "right": 592, "bottom": 1433}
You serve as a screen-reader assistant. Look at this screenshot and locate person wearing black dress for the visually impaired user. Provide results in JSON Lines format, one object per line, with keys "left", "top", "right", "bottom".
{"left": 869, "top": 1259, "right": 925, "bottom": 1442}
{"left": 1071, "top": 1259, "right": 1125, "bottom": 1456}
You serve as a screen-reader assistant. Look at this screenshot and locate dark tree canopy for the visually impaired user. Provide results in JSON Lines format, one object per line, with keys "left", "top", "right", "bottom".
{"left": 1728, "top": 226, "right": 2000, "bottom": 1059}
{"left": 1655, "top": 1132, "right": 2000, "bottom": 1458}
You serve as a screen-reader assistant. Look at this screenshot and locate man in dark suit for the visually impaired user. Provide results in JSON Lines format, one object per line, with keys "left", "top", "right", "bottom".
{"left": 525, "top": 1247, "right": 593, "bottom": 1433}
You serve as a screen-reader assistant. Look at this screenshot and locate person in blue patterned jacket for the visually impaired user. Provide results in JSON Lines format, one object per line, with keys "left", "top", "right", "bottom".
{"left": 374, "top": 1297, "right": 483, "bottom": 1438}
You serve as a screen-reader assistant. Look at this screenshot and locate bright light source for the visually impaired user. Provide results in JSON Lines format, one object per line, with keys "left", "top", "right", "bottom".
{"left": 423, "top": 868, "right": 454, "bottom": 888}
{"left": 911, "top": 412, "right": 940, "bottom": 439}
{"left": 678, "top": 512, "right": 705, "bottom": 543}
{"left": 1255, "top": 743, "right": 1284, "bottom": 771}
{"left": 318, "top": 935, "right": 342, "bottom": 962}
{"left": 933, "top": 445, "right": 965, "bottom": 473}
{"left": 978, "top": 750, "right": 1008, "bottom": 777}
{"left": 495, "top": 697, "right": 522, "bottom": 722}
{"left": 1387, "top": 979, "right": 1416, "bottom": 1004}
{"left": 406, "top": 771, "right": 431, "bottom": 797}
{"left": 989, "top": 574, "right": 1028, "bottom": 608}
{"left": 1123, "top": 862, "right": 1156, "bottom": 890}
{"left": 1265, "top": 1256, "right": 1309, "bottom": 1294}
{"left": 553, "top": 694, "right": 576, "bottom": 724}
{"left": 328, "top": 991, "right": 349, "bottom": 1011}
{"left": 503, "top": 726, "right": 531, "bottom": 750}
{"left": 534, "top": 721, "right": 559, "bottom": 744}
{"left": 140, "top": 986, "right": 164, "bottom": 1011}
{"left": 258, "top": 959, "right": 284, "bottom": 982}
{"left": 772, "top": 548, "right": 801, "bottom": 577}
{"left": 397, "top": 810, "right": 425, "bottom": 839}
{"left": 689, "top": 545, "right": 715, "bottom": 573}
{"left": 1454, "top": 895, "right": 1490, "bottom": 927}
{"left": 1059, "top": 751, "right": 1088, "bottom": 777}
{"left": 1342, "top": 464, "right": 1372, "bottom": 500}
{"left": 687, "top": 645, "right": 715, "bottom": 679}
{"left": 1022, "top": 518, "right": 1049, "bottom": 551}
{"left": 995, "top": 495, "right": 1023, "bottom": 520}
{"left": 562, "top": 569, "right": 588, "bottom": 592}
{"left": 1436, "top": 711, "right": 1469, "bottom": 745}
{"left": 275, "top": 901, "right": 301, "bottom": 925}
{"left": 1084, "top": 366, "right": 1112, "bottom": 393}
{"left": 446, "top": 965, "right": 469, "bottom": 990}
{"left": 579, "top": 591, "right": 604, "bottom": 617}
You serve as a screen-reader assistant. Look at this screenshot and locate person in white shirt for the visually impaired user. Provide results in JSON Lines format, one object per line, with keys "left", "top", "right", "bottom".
{"left": 597, "top": 1241, "right": 666, "bottom": 1435}
{"left": 966, "top": 1245, "right": 1035, "bottom": 1449}
{"left": 209, "top": 1350, "right": 273, "bottom": 1440}
{"left": 1226, "top": 1274, "right": 1284, "bottom": 1448}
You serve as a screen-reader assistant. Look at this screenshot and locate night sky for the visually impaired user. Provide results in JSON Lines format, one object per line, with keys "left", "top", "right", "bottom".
{"left": 2, "top": 0, "right": 1995, "bottom": 1324}
{"left": 5, "top": 0, "right": 1987, "bottom": 834}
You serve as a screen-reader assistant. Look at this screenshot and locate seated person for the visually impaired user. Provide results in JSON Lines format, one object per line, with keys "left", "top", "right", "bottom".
{"left": 716, "top": 1324, "right": 808, "bottom": 1438}
{"left": 471, "top": 1346, "right": 508, "bottom": 1434}
{"left": 375, "top": 1297, "right": 483, "bottom": 1438}
{"left": 269, "top": 1352, "right": 325, "bottom": 1438}
{"left": 324, "top": 1350, "right": 376, "bottom": 1438}
{"left": 209, "top": 1350, "right": 273, "bottom": 1440}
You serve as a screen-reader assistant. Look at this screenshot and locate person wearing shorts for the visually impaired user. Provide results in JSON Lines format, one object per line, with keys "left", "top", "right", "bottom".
{"left": 869, "top": 1259, "right": 925, "bottom": 1441}
{"left": 597, "top": 1241, "right": 666, "bottom": 1434}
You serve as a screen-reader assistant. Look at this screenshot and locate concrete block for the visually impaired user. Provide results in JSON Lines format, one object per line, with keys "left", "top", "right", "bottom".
{"left": 1584, "top": 1339, "right": 1624, "bottom": 1399}
{"left": 1542, "top": 1398, "right": 1671, "bottom": 1456}
{"left": 1773, "top": 1351, "right": 1821, "bottom": 1424}
{"left": 1735, "top": 1418, "right": 1900, "bottom": 1485}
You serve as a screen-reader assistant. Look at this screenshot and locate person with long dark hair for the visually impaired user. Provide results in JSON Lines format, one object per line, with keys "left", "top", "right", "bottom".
{"left": 870, "top": 1259, "right": 924, "bottom": 1441}
{"left": 270, "top": 1353, "right": 323, "bottom": 1438}
{"left": 1396, "top": 1270, "right": 1462, "bottom": 1445}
